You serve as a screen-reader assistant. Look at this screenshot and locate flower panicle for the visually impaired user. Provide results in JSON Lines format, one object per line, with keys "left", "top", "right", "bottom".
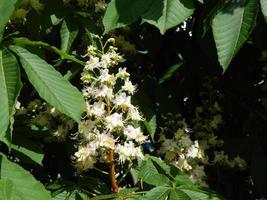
{"left": 75, "top": 39, "right": 147, "bottom": 172}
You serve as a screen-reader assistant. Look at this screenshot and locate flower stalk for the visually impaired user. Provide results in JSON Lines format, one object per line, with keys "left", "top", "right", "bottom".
{"left": 106, "top": 94, "right": 119, "bottom": 192}
{"left": 109, "top": 150, "right": 119, "bottom": 193}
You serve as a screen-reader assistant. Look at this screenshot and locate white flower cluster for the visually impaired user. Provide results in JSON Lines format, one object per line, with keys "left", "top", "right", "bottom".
{"left": 158, "top": 116, "right": 208, "bottom": 186}
{"left": 75, "top": 41, "right": 146, "bottom": 171}
{"left": 158, "top": 107, "right": 246, "bottom": 186}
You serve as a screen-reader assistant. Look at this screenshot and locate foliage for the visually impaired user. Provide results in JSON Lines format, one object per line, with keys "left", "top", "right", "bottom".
{"left": 0, "top": 0, "right": 266, "bottom": 199}
{"left": 0, "top": 154, "right": 52, "bottom": 200}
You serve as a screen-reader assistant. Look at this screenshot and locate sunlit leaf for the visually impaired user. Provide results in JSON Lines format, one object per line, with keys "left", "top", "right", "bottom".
{"left": 103, "top": 0, "right": 153, "bottom": 33}
{"left": 212, "top": 0, "right": 258, "bottom": 71}
{"left": 0, "top": 0, "right": 17, "bottom": 42}
{"left": 180, "top": 189, "right": 222, "bottom": 200}
{"left": 140, "top": 186, "right": 170, "bottom": 200}
{"left": 10, "top": 45, "right": 85, "bottom": 122}
{"left": 0, "top": 48, "right": 21, "bottom": 146}
{"left": 0, "top": 154, "right": 52, "bottom": 200}
{"left": 0, "top": 178, "right": 21, "bottom": 200}
{"left": 260, "top": 0, "right": 267, "bottom": 22}
{"left": 169, "top": 188, "right": 191, "bottom": 200}
{"left": 142, "top": 0, "right": 195, "bottom": 34}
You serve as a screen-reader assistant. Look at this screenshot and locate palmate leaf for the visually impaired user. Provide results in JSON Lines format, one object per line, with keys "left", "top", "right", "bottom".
{"left": 135, "top": 155, "right": 193, "bottom": 187}
{"left": 142, "top": 0, "right": 195, "bottom": 34}
{"left": 180, "top": 189, "right": 222, "bottom": 200}
{"left": 0, "top": 0, "right": 17, "bottom": 42}
{"left": 260, "top": 0, "right": 267, "bottom": 22}
{"left": 52, "top": 191, "right": 72, "bottom": 200}
{"left": 212, "top": 0, "right": 258, "bottom": 71}
{"left": 169, "top": 188, "right": 191, "bottom": 200}
{"left": 140, "top": 186, "right": 193, "bottom": 200}
{"left": 0, "top": 154, "right": 52, "bottom": 200}
{"left": 10, "top": 45, "right": 85, "bottom": 122}
{"left": 149, "top": 156, "right": 193, "bottom": 185}
{"left": 60, "top": 19, "right": 78, "bottom": 53}
{"left": 136, "top": 156, "right": 170, "bottom": 187}
{"left": 103, "top": 0, "right": 153, "bottom": 33}
{"left": 140, "top": 186, "right": 170, "bottom": 200}
{"left": 136, "top": 157, "right": 159, "bottom": 181}
{"left": 0, "top": 48, "right": 21, "bottom": 146}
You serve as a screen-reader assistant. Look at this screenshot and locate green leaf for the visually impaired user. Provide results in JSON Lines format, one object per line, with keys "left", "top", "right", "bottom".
{"left": 103, "top": 0, "right": 153, "bottom": 33}
{"left": 142, "top": 0, "right": 195, "bottom": 34}
{"left": 52, "top": 191, "right": 70, "bottom": 200}
{"left": 0, "top": 178, "right": 21, "bottom": 200}
{"left": 260, "top": 0, "right": 267, "bottom": 22}
{"left": 10, "top": 45, "right": 85, "bottom": 122}
{"left": 0, "top": 0, "right": 17, "bottom": 42}
{"left": 0, "top": 48, "right": 21, "bottom": 146}
{"left": 148, "top": 156, "right": 172, "bottom": 175}
{"left": 50, "top": 14, "right": 64, "bottom": 26}
{"left": 212, "top": 0, "right": 258, "bottom": 71}
{"left": 180, "top": 189, "right": 222, "bottom": 200}
{"left": 137, "top": 158, "right": 158, "bottom": 179}
{"left": 174, "top": 175, "right": 194, "bottom": 186}
{"left": 141, "top": 186, "right": 170, "bottom": 200}
{"left": 148, "top": 156, "right": 194, "bottom": 186}
{"left": 136, "top": 157, "right": 170, "bottom": 186}
{"left": 149, "top": 156, "right": 179, "bottom": 178}
{"left": 146, "top": 174, "right": 170, "bottom": 187}
{"left": 13, "top": 37, "right": 85, "bottom": 66}
{"left": 169, "top": 188, "right": 191, "bottom": 200}
{"left": 12, "top": 145, "right": 44, "bottom": 166}
{"left": 75, "top": 191, "right": 89, "bottom": 200}
{"left": 0, "top": 154, "right": 52, "bottom": 200}
{"left": 11, "top": 133, "right": 44, "bottom": 166}
{"left": 159, "top": 62, "right": 184, "bottom": 83}
{"left": 143, "top": 115, "right": 157, "bottom": 142}
{"left": 60, "top": 19, "right": 78, "bottom": 53}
